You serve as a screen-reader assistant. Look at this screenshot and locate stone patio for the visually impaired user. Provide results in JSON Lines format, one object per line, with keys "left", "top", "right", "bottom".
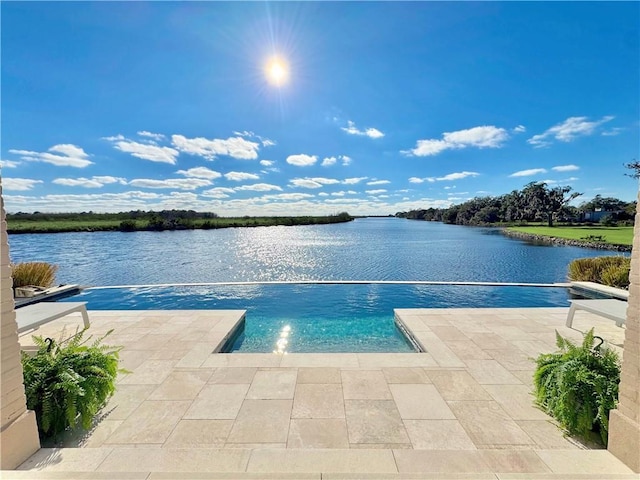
{"left": 5, "top": 307, "right": 636, "bottom": 478}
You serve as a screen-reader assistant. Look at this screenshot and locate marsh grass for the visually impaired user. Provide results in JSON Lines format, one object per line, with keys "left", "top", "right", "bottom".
{"left": 568, "top": 256, "right": 630, "bottom": 288}
{"left": 11, "top": 262, "right": 58, "bottom": 288}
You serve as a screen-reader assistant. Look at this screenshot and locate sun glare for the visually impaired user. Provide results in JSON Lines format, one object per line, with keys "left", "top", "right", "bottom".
{"left": 265, "top": 56, "right": 289, "bottom": 86}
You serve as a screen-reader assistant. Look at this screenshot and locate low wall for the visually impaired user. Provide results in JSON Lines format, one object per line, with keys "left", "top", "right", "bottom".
{"left": 501, "top": 229, "right": 631, "bottom": 252}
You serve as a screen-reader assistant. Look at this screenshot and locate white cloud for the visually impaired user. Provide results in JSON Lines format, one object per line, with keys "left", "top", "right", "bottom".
{"left": 260, "top": 160, "right": 274, "bottom": 166}
{"left": 107, "top": 137, "right": 179, "bottom": 164}
{"left": 509, "top": 168, "right": 547, "bottom": 177}
{"left": 261, "top": 139, "right": 276, "bottom": 147}
{"left": 552, "top": 164, "right": 579, "bottom": 172}
{"left": 341, "top": 120, "right": 385, "bottom": 139}
{"left": 290, "top": 178, "right": 325, "bottom": 189}
{"left": 235, "top": 183, "right": 282, "bottom": 192}
{"left": 313, "top": 177, "right": 340, "bottom": 185}
{"left": 171, "top": 134, "right": 260, "bottom": 160}
{"left": 404, "top": 125, "right": 509, "bottom": 157}
{"left": 513, "top": 125, "right": 526, "bottom": 133}
{"left": 53, "top": 177, "right": 105, "bottom": 188}
{"left": 0, "top": 160, "right": 20, "bottom": 168}
{"left": 527, "top": 116, "right": 614, "bottom": 147}
{"left": 224, "top": 171, "right": 260, "bottom": 181}
{"left": 602, "top": 127, "right": 624, "bottom": 136}
{"left": 291, "top": 179, "right": 321, "bottom": 189}
{"left": 261, "top": 193, "right": 314, "bottom": 201}
{"left": 9, "top": 144, "right": 93, "bottom": 168}
{"left": 128, "top": 178, "right": 212, "bottom": 190}
{"left": 323, "top": 155, "right": 352, "bottom": 167}
{"left": 92, "top": 176, "right": 127, "bottom": 185}
{"left": 410, "top": 171, "right": 479, "bottom": 183}
{"left": 434, "top": 171, "right": 480, "bottom": 181}
{"left": 286, "top": 154, "right": 317, "bottom": 167}
{"left": 202, "top": 187, "right": 235, "bottom": 199}
{"left": 176, "top": 167, "right": 222, "bottom": 179}
{"left": 318, "top": 192, "right": 329, "bottom": 197}
{"left": 366, "top": 180, "right": 390, "bottom": 186}
{"left": 343, "top": 177, "right": 368, "bottom": 185}
{"left": 366, "top": 189, "right": 387, "bottom": 195}
{"left": 137, "top": 131, "right": 165, "bottom": 141}
{"left": 2, "top": 178, "right": 43, "bottom": 191}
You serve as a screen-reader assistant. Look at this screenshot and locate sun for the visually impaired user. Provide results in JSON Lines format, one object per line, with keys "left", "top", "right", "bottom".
{"left": 265, "top": 56, "right": 289, "bottom": 86}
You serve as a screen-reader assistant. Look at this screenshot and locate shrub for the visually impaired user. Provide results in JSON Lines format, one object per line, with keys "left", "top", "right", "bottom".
{"left": 11, "top": 262, "right": 58, "bottom": 288}
{"left": 119, "top": 219, "right": 137, "bottom": 232}
{"left": 21, "top": 329, "right": 125, "bottom": 439}
{"left": 533, "top": 329, "right": 620, "bottom": 445}
{"left": 601, "top": 263, "right": 631, "bottom": 289}
{"left": 568, "top": 256, "right": 630, "bottom": 289}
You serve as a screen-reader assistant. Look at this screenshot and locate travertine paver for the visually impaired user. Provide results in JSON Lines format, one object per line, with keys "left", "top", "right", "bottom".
{"left": 14, "top": 307, "right": 633, "bottom": 477}
{"left": 287, "top": 419, "right": 350, "bottom": 448}
{"left": 448, "top": 401, "right": 535, "bottom": 447}
{"left": 208, "top": 367, "right": 257, "bottom": 384}
{"left": 344, "top": 400, "right": 410, "bottom": 445}
{"left": 393, "top": 450, "right": 493, "bottom": 473}
{"left": 227, "top": 400, "right": 293, "bottom": 444}
{"left": 403, "top": 419, "right": 476, "bottom": 449}
{"left": 428, "top": 370, "right": 492, "bottom": 401}
{"left": 104, "top": 400, "right": 191, "bottom": 444}
{"left": 184, "top": 384, "right": 249, "bottom": 419}
{"left": 389, "top": 384, "right": 455, "bottom": 419}
{"left": 163, "top": 419, "right": 233, "bottom": 447}
{"left": 148, "top": 369, "right": 213, "bottom": 400}
{"left": 246, "top": 370, "right": 297, "bottom": 399}
{"left": 101, "top": 384, "right": 156, "bottom": 420}
{"left": 466, "top": 359, "right": 523, "bottom": 385}
{"left": 246, "top": 449, "right": 398, "bottom": 474}
{"left": 297, "top": 367, "right": 341, "bottom": 384}
{"left": 381, "top": 367, "right": 430, "bottom": 384}
{"left": 515, "top": 420, "right": 580, "bottom": 449}
{"left": 341, "top": 370, "right": 391, "bottom": 400}
{"left": 292, "top": 384, "right": 345, "bottom": 419}
{"left": 97, "top": 448, "right": 252, "bottom": 472}
{"left": 118, "top": 359, "right": 177, "bottom": 385}
{"left": 483, "top": 384, "right": 550, "bottom": 421}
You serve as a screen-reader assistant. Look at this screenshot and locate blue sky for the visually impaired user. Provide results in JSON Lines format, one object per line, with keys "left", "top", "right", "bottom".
{"left": 1, "top": 2, "right": 638, "bottom": 215}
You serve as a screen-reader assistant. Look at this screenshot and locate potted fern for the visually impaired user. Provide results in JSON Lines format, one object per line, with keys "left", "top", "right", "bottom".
{"left": 21, "top": 328, "right": 125, "bottom": 439}
{"left": 533, "top": 328, "right": 620, "bottom": 446}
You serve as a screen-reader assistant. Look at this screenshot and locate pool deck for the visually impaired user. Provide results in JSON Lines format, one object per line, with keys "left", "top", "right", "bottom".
{"left": 8, "top": 307, "right": 635, "bottom": 479}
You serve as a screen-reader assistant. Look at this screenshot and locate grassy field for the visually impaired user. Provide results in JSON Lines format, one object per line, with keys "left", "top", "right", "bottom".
{"left": 507, "top": 225, "right": 634, "bottom": 246}
{"left": 7, "top": 215, "right": 353, "bottom": 233}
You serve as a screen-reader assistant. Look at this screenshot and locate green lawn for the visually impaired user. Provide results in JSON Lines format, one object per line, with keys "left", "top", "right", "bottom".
{"left": 507, "top": 225, "right": 634, "bottom": 246}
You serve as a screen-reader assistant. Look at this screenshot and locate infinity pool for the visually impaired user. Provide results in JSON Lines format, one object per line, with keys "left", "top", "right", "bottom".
{"left": 61, "top": 283, "right": 574, "bottom": 353}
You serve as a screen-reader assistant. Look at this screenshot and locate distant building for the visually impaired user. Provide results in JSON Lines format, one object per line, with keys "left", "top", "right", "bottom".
{"left": 581, "top": 208, "right": 624, "bottom": 222}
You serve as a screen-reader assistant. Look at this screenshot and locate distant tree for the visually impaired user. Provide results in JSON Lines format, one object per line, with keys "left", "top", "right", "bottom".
{"left": 624, "top": 159, "right": 640, "bottom": 179}
{"left": 522, "top": 182, "right": 581, "bottom": 227}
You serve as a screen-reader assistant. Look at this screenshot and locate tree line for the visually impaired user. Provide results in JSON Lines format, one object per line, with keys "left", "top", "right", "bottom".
{"left": 396, "top": 182, "right": 636, "bottom": 227}
{"left": 6, "top": 210, "right": 354, "bottom": 233}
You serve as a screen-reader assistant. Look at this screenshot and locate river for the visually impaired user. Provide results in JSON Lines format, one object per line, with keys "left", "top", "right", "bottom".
{"left": 7, "top": 218, "right": 619, "bottom": 286}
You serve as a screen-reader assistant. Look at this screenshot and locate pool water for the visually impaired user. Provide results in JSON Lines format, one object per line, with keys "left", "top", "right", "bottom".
{"left": 62, "top": 283, "right": 573, "bottom": 353}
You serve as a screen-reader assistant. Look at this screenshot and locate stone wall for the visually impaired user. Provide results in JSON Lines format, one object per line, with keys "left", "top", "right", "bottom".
{"left": 0, "top": 187, "right": 40, "bottom": 469}
{"left": 608, "top": 191, "right": 640, "bottom": 472}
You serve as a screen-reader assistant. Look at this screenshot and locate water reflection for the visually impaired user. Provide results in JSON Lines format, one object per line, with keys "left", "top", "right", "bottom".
{"left": 273, "top": 324, "right": 292, "bottom": 355}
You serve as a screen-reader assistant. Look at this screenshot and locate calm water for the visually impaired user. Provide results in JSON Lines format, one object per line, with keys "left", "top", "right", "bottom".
{"left": 8, "top": 218, "right": 618, "bottom": 285}
{"left": 10, "top": 218, "right": 621, "bottom": 352}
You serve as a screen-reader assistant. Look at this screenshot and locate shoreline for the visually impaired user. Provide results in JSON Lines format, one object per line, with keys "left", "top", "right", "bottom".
{"left": 501, "top": 228, "right": 631, "bottom": 252}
